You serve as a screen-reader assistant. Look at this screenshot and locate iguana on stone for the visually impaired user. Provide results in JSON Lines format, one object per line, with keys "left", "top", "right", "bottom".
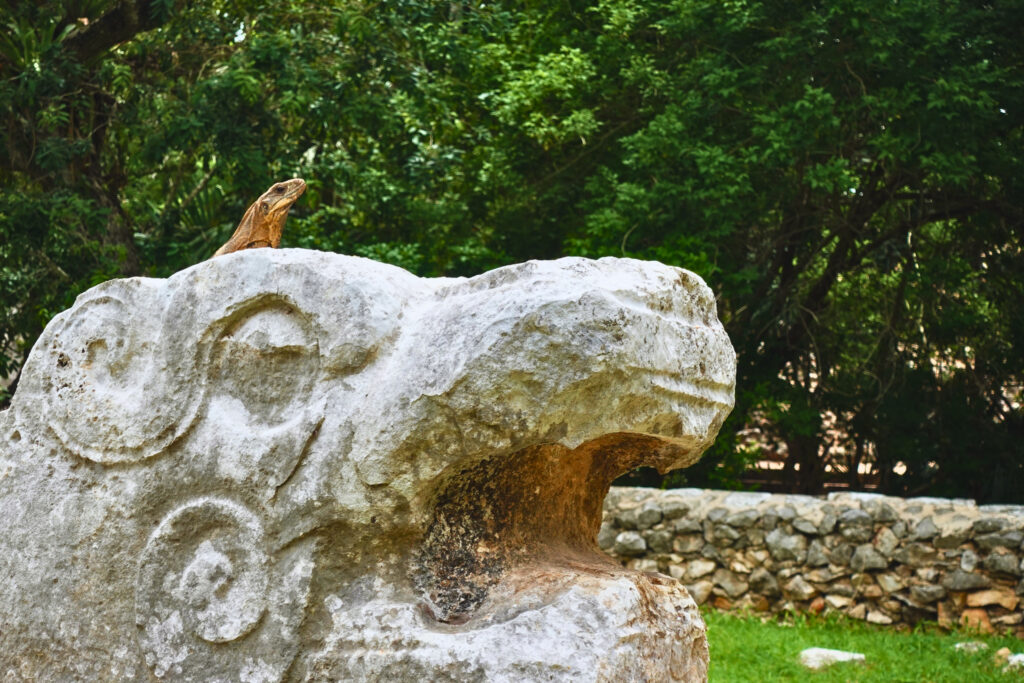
{"left": 212, "top": 178, "right": 307, "bottom": 258}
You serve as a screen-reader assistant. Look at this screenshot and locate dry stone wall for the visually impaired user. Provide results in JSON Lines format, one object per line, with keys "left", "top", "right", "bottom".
{"left": 601, "top": 488, "right": 1024, "bottom": 635}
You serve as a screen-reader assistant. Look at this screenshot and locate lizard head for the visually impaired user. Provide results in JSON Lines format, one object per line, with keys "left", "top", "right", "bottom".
{"left": 257, "top": 178, "right": 306, "bottom": 220}
{"left": 211, "top": 178, "right": 308, "bottom": 257}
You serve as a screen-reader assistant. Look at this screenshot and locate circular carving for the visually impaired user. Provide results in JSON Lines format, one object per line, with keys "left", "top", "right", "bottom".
{"left": 41, "top": 288, "right": 199, "bottom": 463}
{"left": 205, "top": 300, "right": 320, "bottom": 427}
{"left": 135, "top": 497, "right": 315, "bottom": 681}
{"left": 136, "top": 498, "right": 268, "bottom": 649}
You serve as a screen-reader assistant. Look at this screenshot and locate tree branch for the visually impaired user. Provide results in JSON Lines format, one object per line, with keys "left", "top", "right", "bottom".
{"left": 63, "top": 0, "right": 178, "bottom": 63}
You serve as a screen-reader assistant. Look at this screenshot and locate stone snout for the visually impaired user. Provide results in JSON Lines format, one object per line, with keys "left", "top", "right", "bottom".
{"left": 0, "top": 250, "right": 735, "bottom": 682}
{"left": 299, "top": 256, "right": 735, "bottom": 680}
{"left": 348, "top": 258, "right": 736, "bottom": 493}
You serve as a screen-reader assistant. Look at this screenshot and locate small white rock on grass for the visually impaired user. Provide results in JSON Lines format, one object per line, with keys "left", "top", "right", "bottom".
{"left": 799, "top": 648, "right": 866, "bottom": 670}
{"left": 954, "top": 641, "right": 989, "bottom": 654}
{"left": 1005, "top": 654, "right": 1024, "bottom": 673}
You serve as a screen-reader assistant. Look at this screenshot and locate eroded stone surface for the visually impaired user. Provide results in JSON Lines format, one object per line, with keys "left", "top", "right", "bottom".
{"left": 0, "top": 250, "right": 734, "bottom": 681}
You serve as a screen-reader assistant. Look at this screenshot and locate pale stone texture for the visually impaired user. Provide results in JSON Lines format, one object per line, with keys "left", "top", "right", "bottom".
{"left": 1005, "top": 654, "right": 1024, "bottom": 673}
{"left": 799, "top": 648, "right": 866, "bottom": 670}
{"left": 953, "top": 641, "right": 988, "bottom": 653}
{"left": 0, "top": 251, "right": 735, "bottom": 681}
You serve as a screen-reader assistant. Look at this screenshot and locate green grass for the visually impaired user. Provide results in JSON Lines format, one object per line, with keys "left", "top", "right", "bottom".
{"left": 704, "top": 609, "right": 1023, "bottom": 682}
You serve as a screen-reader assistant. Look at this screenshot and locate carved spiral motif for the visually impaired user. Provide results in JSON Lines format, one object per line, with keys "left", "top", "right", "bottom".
{"left": 41, "top": 286, "right": 199, "bottom": 463}
{"left": 135, "top": 497, "right": 314, "bottom": 681}
{"left": 136, "top": 499, "right": 267, "bottom": 650}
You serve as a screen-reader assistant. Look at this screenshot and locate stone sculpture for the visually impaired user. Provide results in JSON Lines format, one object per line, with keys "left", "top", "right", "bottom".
{"left": 0, "top": 249, "right": 735, "bottom": 681}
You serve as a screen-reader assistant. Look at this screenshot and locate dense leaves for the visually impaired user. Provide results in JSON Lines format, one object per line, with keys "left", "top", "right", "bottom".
{"left": 2, "top": 0, "right": 1021, "bottom": 500}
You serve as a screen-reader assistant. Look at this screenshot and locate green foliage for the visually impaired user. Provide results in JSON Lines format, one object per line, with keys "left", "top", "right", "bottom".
{"left": 1, "top": 0, "right": 1021, "bottom": 501}
{"left": 567, "top": 0, "right": 1024, "bottom": 499}
{"left": 704, "top": 609, "right": 1024, "bottom": 682}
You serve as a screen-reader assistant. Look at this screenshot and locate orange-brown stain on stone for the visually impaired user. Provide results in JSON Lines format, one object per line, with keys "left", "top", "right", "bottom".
{"left": 414, "top": 432, "right": 695, "bottom": 623}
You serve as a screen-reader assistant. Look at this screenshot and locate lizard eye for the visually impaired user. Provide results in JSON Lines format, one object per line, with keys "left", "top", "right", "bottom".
{"left": 274, "top": 186, "right": 284, "bottom": 194}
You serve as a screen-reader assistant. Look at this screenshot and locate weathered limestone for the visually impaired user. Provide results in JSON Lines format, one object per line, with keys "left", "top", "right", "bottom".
{"left": 0, "top": 250, "right": 735, "bottom": 681}
{"left": 953, "top": 641, "right": 988, "bottom": 653}
{"left": 799, "top": 647, "right": 865, "bottom": 670}
{"left": 602, "top": 488, "right": 1024, "bottom": 635}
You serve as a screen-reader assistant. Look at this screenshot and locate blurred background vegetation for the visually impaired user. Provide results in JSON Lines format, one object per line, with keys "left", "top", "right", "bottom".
{"left": 2, "top": 0, "right": 1022, "bottom": 501}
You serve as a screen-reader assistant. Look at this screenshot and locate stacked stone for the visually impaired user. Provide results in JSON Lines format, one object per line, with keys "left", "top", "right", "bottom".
{"left": 600, "top": 488, "right": 1024, "bottom": 635}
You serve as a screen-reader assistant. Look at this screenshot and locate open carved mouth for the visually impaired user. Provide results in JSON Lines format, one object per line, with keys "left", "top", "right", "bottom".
{"left": 415, "top": 433, "right": 698, "bottom": 624}
{"left": 395, "top": 258, "right": 737, "bottom": 625}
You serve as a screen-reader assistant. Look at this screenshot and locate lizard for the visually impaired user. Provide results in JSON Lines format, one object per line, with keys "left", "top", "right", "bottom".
{"left": 212, "top": 178, "right": 307, "bottom": 258}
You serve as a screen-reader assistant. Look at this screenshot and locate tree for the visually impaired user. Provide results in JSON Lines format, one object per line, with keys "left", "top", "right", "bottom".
{"left": 2, "top": 0, "right": 1021, "bottom": 502}
{"left": 564, "top": 0, "right": 1024, "bottom": 499}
